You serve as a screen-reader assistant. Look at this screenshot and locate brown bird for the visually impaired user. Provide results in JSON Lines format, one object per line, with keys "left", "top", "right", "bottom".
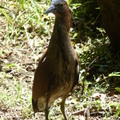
{"left": 32, "top": 0, "right": 79, "bottom": 119}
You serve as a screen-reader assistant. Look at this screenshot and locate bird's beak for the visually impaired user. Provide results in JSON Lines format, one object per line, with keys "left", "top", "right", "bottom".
{"left": 45, "top": 5, "right": 57, "bottom": 14}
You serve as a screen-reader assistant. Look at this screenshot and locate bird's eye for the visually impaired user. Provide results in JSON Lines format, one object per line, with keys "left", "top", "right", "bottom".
{"left": 58, "top": 3, "right": 63, "bottom": 8}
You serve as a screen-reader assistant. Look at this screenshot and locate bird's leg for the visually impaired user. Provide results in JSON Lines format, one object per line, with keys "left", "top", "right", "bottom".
{"left": 45, "top": 95, "right": 49, "bottom": 120}
{"left": 61, "top": 97, "right": 67, "bottom": 120}
{"left": 45, "top": 103, "right": 49, "bottom": 120}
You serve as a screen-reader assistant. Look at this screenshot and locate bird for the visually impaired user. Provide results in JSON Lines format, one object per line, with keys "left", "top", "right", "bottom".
{"left": 32, "top": 0, "right": 79, "bottom": 120}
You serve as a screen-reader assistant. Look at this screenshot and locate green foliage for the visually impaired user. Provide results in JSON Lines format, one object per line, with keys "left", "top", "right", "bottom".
{"left": 0, "top": 7, "right": 12, "bottom": 24}
{"left": 115, "top": 87, "right": 120, "bottom": 93}
{"left": 70, "top": 0, "right": 102, "bottom": 40}
{"left": 109, "top": 72, "right": 120, "bottom": 77}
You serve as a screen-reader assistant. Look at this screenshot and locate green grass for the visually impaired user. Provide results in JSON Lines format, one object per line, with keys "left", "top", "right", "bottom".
{"left": 0, "top": 0, "right": 120, "bottom": 119}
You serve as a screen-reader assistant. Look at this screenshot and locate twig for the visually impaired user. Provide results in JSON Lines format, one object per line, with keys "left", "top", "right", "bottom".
{"left": 81, "top": 56, "right": 99, "bottom": 95}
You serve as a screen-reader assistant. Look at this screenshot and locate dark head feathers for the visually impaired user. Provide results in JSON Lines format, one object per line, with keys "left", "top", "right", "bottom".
{"left": 51, "top": 0, "right": 65, "bottom": 5}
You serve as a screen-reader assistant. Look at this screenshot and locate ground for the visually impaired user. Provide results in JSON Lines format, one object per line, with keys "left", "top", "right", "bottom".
{"left": 0, "top": 0, "right": 120, "bottom": 120}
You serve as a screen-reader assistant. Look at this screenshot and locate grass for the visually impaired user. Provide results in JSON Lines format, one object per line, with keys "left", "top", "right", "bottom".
{"left": 0, "top": 0, "right": 120, "bottom": 119}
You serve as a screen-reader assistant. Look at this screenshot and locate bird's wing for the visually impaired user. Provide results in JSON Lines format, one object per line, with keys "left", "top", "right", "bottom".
{"left": 32, "top": 49, "right": 57, "bottom": 100}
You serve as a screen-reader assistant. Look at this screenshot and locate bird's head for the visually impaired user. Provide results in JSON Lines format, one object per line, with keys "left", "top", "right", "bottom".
{"left": 45, "top": 0, "right": 75, "bottom": 31}
{"left": 45, "top": 0, "right": 69, "bottom": 16}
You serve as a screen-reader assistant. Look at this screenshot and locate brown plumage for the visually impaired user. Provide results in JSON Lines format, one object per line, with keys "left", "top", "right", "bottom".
{"left": 32, "top": 0, "right": 79, "bottom": 119}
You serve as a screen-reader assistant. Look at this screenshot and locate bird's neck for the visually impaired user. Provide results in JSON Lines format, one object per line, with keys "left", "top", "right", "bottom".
{"left": 55, "top": 15, "right": 71, "bottom": 32}
{"left": 50, "top": 15, "right": 71, "bottom": 44}
{"left": 47, "top": 15, "right": 73, "bottom": 59}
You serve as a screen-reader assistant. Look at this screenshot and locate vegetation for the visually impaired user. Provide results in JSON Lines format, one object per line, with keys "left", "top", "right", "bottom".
{"left": 0, "top": 0, "right": 120, "bottom": 119}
